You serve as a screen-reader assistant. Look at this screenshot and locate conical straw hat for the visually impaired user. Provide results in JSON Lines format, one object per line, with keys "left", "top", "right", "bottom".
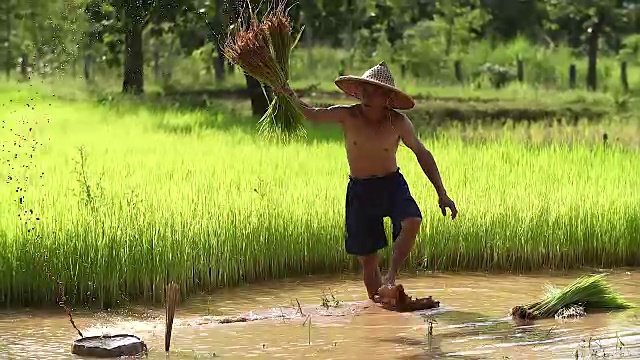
{"left": 334, "top": 61, "right": 415, "bottom": 110}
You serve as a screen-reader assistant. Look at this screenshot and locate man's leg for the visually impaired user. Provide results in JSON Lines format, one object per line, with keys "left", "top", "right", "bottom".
{"left": 345, "top": 213, "right": 387, "bottom": 298}
{"left": 345, "top": 178, "right": 387, "bottom": 298}
{"left": 358, "top": 253, "right": 382, "bottom": 300}
{"left": 385, "top": 217, "right": 421, "bottom": 285}
{"left": 384, "top": 172, "right": 423, "bottom": 285}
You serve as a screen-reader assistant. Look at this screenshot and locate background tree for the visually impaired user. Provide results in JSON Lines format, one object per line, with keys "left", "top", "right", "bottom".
{"left": 85, "top": 0, "right": 196, "bottom": 94}
{"left": 543, "top": 0, "right": 635, "bottom": 91}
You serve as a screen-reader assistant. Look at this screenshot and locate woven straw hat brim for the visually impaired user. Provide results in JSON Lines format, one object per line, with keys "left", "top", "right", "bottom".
{"left": 334, "top": 76, "right": 415, "bottom": 110}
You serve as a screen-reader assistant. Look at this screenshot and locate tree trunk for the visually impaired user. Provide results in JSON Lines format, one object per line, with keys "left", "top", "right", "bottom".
{"left": 245, "top": 74, "right": 270, "bottom": 116}
{"left": 122, "top": 2, "right": 144, "bottom": 95}
{"left": 345, "top": 0, "right": 354, "bottom": 49}
{"left": 214, "top": 42, "right": 225, "bottom": 81}
{"left": 5, "top": 1, "right": 11, "bottom": 80}
{"left": 586, "top": 20, "right": 602, "bottom": 92}
{"left": 213, "top": 0, "right": 226, "bottom": 81}
{"left": 226, "top": 0, "right": 236, "bottom": 74}
{"left": 613, "top": 0, "right": 624, "bottom": 53}
{"left": 445, "top": 23, "right": 453, "bottom": 56}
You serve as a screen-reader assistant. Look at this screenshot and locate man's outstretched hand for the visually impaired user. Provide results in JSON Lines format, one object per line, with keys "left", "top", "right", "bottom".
{"left": 438, "top": 194, "right": 458, "bottom": 220}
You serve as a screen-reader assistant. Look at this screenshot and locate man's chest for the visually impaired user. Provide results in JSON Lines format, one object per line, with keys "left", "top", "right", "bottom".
{"left": 344, "top": 121, "right": 400, "bottom": 153}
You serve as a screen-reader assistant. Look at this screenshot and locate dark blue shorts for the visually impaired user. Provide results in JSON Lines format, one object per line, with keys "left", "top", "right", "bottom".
{"left": 344, "top": 168, "right": 422, "bottom": 256}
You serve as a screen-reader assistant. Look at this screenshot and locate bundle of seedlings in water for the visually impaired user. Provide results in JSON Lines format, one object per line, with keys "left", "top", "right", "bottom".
{"left": 222, "top": 1, "right": 306, "bottom": 141}
{"left": 511, "top": 273, "right": 634, "bottom": 321}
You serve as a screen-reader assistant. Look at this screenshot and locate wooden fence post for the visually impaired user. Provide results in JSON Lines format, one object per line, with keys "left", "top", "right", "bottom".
{"left": 83, "top": 54, "right": 92, "bottom": 83}
{"left": 72, "top": 57, "right": 77, "bottom": 78}
{"left": 153, "top": 47, "right": 160, "bottom": 82}
{"left": 569, "top": 64, "right": 576, "bottom": 89}
{"left": 20, "top": 53, "right": 28, "bottom": 80}
{"left": 454, "top": 60, "right": 463, "bottom": 83}
{"left": 620, "top": 61, "right": 629, "bottom": 93}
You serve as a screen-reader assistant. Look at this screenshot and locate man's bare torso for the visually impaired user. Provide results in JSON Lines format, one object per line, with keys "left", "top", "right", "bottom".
{"left": 341, "top": 105, "right": 402, "bottom": 179}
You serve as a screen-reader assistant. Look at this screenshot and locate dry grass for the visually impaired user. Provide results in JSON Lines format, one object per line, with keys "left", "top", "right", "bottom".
{"left": 222, "top": 22, "right": 285, "bottom": 88}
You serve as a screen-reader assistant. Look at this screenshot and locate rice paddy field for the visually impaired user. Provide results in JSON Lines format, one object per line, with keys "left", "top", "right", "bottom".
{"left": 1, "top": 81, "right": 639, "bottom": 310}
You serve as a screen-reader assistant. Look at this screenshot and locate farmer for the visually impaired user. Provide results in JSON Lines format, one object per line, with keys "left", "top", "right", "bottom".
{"left": 275, "top": 61, "right": 458, "bottom": 300}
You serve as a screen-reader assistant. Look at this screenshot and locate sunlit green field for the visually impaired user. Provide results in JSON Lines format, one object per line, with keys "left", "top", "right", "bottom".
{"left": 1, "top": 83, "right": 639, "bottom": 309}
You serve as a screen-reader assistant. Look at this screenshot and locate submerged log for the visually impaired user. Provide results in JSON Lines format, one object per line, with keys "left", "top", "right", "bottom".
{"left": 193, "top": 285, "right": 441, "bottom": 326}
{"left": 375, "top": 284, "right": 440, "bottom": 312}
{"left": 71, "top": 334, "right": 147, "bottom": 358}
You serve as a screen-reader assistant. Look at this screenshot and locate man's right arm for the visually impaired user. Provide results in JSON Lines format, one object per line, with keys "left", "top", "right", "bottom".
{"left": 280, "top": 86, "right": 350, "bottom": 124}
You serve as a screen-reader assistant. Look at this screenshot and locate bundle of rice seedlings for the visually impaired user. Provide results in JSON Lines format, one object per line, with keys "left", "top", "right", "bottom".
{"left": 511, "top": 273, "right": 634, "bottom": 320}
{"left": 222, "top": 1, "right": 306, "bottom": 141}
{"left": 222, "top": 21, "right": 286, "bottom": 90}
{"left": 257, "top": 2, "right": 306, "bottom": 141}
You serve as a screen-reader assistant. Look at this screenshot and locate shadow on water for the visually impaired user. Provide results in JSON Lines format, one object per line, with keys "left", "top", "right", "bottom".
{"left": 391, "top": 337, "right": 478, "bottom": 360}
{"left": 380, "top": 333, "right": 481, "bottom": 360}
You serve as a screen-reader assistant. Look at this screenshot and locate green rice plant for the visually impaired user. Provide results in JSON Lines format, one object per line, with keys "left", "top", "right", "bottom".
{"left": 1, "top": 84, "right": 640, "bottom": 309}
{"left": 512, "top": 274, "right": 635, "bottom": 320}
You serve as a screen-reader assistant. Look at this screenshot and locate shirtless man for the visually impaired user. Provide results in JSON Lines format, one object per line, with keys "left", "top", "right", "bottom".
{"left": 275, "top": 62, "right": 458, "bottom": 300}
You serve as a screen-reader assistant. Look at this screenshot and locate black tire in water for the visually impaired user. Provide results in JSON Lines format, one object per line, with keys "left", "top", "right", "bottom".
{"left": 71, "top": 334, "right": 148, "bottom": 358}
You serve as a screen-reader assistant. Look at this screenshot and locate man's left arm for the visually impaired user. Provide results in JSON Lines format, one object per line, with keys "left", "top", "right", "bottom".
{"left": 396, "top": 114, "right": 447, "bottom": 196}
{"left": 395, "top": 113, "right": 457, "bottom": 218}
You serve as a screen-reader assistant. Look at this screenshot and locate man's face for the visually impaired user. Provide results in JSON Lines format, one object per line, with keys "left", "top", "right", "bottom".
{"left": 361, "top": 83, "right": 391, "bottom": 107}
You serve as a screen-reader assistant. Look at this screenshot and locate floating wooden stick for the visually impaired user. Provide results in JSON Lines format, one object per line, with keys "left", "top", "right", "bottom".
{"left": 165, "top": 282, "right": 180, "bottom": 352}
{"left": 43, "top": 255, "right": 84, "bottom": 338}
{"left": 308, "top": 315, "right": 311, "bottom": 345}
{"left": 295, "top": 298, "right": 304, "bottom": 316}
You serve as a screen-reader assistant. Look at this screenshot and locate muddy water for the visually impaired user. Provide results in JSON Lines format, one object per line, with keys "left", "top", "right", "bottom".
{"left": 1, "top": 270, "right": 639, "bottom": 359}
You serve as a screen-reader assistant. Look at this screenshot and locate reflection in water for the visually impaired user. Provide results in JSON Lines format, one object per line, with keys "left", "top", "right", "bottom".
{"left": 0, "top": 270, "right": 638, "bottom": 359}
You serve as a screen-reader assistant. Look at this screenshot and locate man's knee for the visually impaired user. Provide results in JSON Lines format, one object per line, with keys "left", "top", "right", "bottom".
{"left": 401, "top": 217, "right": 422, "bottom": 235}
{"left": 358, "top": 253, "right": 379, "bottom": 270}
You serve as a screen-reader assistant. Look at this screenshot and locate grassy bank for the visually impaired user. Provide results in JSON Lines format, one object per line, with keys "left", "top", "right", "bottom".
{"left": 157, "top": 85, "right": 623, "bottom": 124}
{"left": 140, "top": 40, "right": 640, "bottom": 94}
{"left": 43, "top": 75, "right": 632, "bottom": 126}
{"left": 28, "top": 39, "right": 639, "bottom": 123}
{"left": 1, "top": 83, "right": 639, "bottom": 309}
